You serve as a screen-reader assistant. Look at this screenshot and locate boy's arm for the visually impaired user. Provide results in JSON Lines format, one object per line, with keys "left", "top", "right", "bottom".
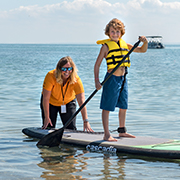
{"left": 127, "top": 36, "right": 148, "bottom": 53}
{"left": 94, "top": 44, "right": 108, "bottom": 90}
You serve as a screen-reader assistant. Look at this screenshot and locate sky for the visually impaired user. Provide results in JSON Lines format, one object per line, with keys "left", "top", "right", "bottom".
{"left": 0, "top": 0, "right": 180, "bottom": 44}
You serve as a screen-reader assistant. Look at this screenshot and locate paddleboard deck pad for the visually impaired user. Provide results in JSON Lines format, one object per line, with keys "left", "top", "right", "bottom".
{"left": 22, "top": 127, "right": 180, "bottom": 159}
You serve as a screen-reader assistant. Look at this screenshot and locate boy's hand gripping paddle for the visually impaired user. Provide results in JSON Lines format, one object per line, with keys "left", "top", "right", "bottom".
{"left": 36, "top": 40, "right": 140, "bottom": 147}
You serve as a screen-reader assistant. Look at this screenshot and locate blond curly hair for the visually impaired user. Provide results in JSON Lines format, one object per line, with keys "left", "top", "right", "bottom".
{"left": 105, "top": 18, "right": 125, "bottom": 37}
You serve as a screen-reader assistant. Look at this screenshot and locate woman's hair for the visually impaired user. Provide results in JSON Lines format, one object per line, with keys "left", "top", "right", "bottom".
{"left": 105, "top": 18, "right": 125, "bottom": 37}
{"left": 55, "top": 56, "right": 78, "bottom": 85}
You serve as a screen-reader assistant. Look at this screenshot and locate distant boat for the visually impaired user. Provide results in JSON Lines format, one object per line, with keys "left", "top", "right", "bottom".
{"left": 146, "top": 36, "right": 165, "bottom": 49}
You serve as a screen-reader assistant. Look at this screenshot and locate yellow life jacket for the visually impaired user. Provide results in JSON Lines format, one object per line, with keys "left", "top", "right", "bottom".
{"left": 96, "top": 38, "right": 130, "bottom": 70}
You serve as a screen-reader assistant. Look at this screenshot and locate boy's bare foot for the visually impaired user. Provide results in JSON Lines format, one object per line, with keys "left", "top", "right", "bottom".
{"left": 103, "top": 135, "right": 117, "bottom": 141}
{"left": 119, "top": 133, "right": 136, "bottom": 138}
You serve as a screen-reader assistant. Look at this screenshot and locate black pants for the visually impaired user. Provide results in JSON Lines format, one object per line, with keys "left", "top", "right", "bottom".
{"left": 40, "top": 95, "right": 77, "bottom": 130}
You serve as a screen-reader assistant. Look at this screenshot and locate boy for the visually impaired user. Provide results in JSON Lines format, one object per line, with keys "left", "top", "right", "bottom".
{"left": 94, "top": 18, "right": 148, "bottom": 141}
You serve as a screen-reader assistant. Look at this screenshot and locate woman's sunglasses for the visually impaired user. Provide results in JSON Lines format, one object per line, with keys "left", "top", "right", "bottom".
{"left": 61, "top": 67, "right": 73, "bottom": 72}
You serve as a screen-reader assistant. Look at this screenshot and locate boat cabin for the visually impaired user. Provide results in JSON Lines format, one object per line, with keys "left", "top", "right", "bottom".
{"left": 146, "top": 36, "right": 165, "bottom": 49}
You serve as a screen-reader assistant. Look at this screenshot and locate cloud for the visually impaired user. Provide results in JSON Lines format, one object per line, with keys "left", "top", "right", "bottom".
{"left": 0, "top": 0, "right": 180, "bottom": 43}
{"left": 1, "top": 0, "right": 180, "bottom": 21}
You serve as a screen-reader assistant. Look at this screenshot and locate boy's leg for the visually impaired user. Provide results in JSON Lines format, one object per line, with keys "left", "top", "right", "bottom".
{"left": 119, "top": 108, "right": 126, "bottom": 127}
{"left": 118, "top": 109, "right": 135, "bottom": 138}
{"left": 102, "top": 110, "right": 117, "bottom": 141}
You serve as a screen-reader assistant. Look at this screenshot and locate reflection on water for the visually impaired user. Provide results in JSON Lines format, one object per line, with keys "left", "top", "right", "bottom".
{"left": 101, "top": 155, "right": 126, "bottom": 180}
{"left": 38, "top": 146, "right": 89, "bottom": 179}
{"left": 37, "top": 142, "right": 180, "bottom": 180}
{"left": 37, "top": 144, "right": 129, "bottom": 179}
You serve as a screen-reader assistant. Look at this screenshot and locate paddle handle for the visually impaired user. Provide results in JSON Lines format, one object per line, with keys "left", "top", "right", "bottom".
{"left": 63, "top": 40, "right": 141, "bottom": 129}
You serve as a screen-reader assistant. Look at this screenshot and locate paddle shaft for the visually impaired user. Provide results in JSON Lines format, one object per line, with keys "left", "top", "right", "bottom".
{"left": 63, "top": 40, "right": 141, "bottom": 129}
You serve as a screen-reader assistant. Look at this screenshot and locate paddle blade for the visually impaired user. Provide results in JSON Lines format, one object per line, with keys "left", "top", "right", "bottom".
{"left": 36, "top": 128, "right": 64, "bottom": 147}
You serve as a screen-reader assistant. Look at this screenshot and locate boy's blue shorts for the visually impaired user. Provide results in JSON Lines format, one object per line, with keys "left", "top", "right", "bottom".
{"left": 100, "top": 72, "right": 128, "bottom": 111}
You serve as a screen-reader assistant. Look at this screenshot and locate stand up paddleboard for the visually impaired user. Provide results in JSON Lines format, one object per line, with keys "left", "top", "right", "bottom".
{"left": 22, "top": 127, "right": 180, "bottom": 159}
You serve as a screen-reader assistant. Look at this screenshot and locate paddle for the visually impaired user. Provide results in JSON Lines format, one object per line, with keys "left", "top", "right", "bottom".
{"left": 36, "top": 39, "right": 141, "bottom": 147}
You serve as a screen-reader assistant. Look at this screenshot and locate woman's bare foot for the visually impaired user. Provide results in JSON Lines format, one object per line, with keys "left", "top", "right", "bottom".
{"left": 103, "top": 135, "right": 117, "bottom": 141}
{"left": 119, "top": 133, "right": 136, "bottom": 138}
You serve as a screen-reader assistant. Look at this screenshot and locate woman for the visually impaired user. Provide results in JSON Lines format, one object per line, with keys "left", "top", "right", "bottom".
{"left": 40, "top": 56, "right": 93, "bottom": 132}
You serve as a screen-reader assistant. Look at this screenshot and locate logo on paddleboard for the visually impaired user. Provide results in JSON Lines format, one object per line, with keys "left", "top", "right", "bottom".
{"left": 86, "top": 144, "right": 117, "bottom": 153}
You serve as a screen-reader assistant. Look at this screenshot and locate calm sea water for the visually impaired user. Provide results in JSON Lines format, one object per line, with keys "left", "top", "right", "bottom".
{"left": 0, "top": 43, "right": 180, "bottom": 179}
